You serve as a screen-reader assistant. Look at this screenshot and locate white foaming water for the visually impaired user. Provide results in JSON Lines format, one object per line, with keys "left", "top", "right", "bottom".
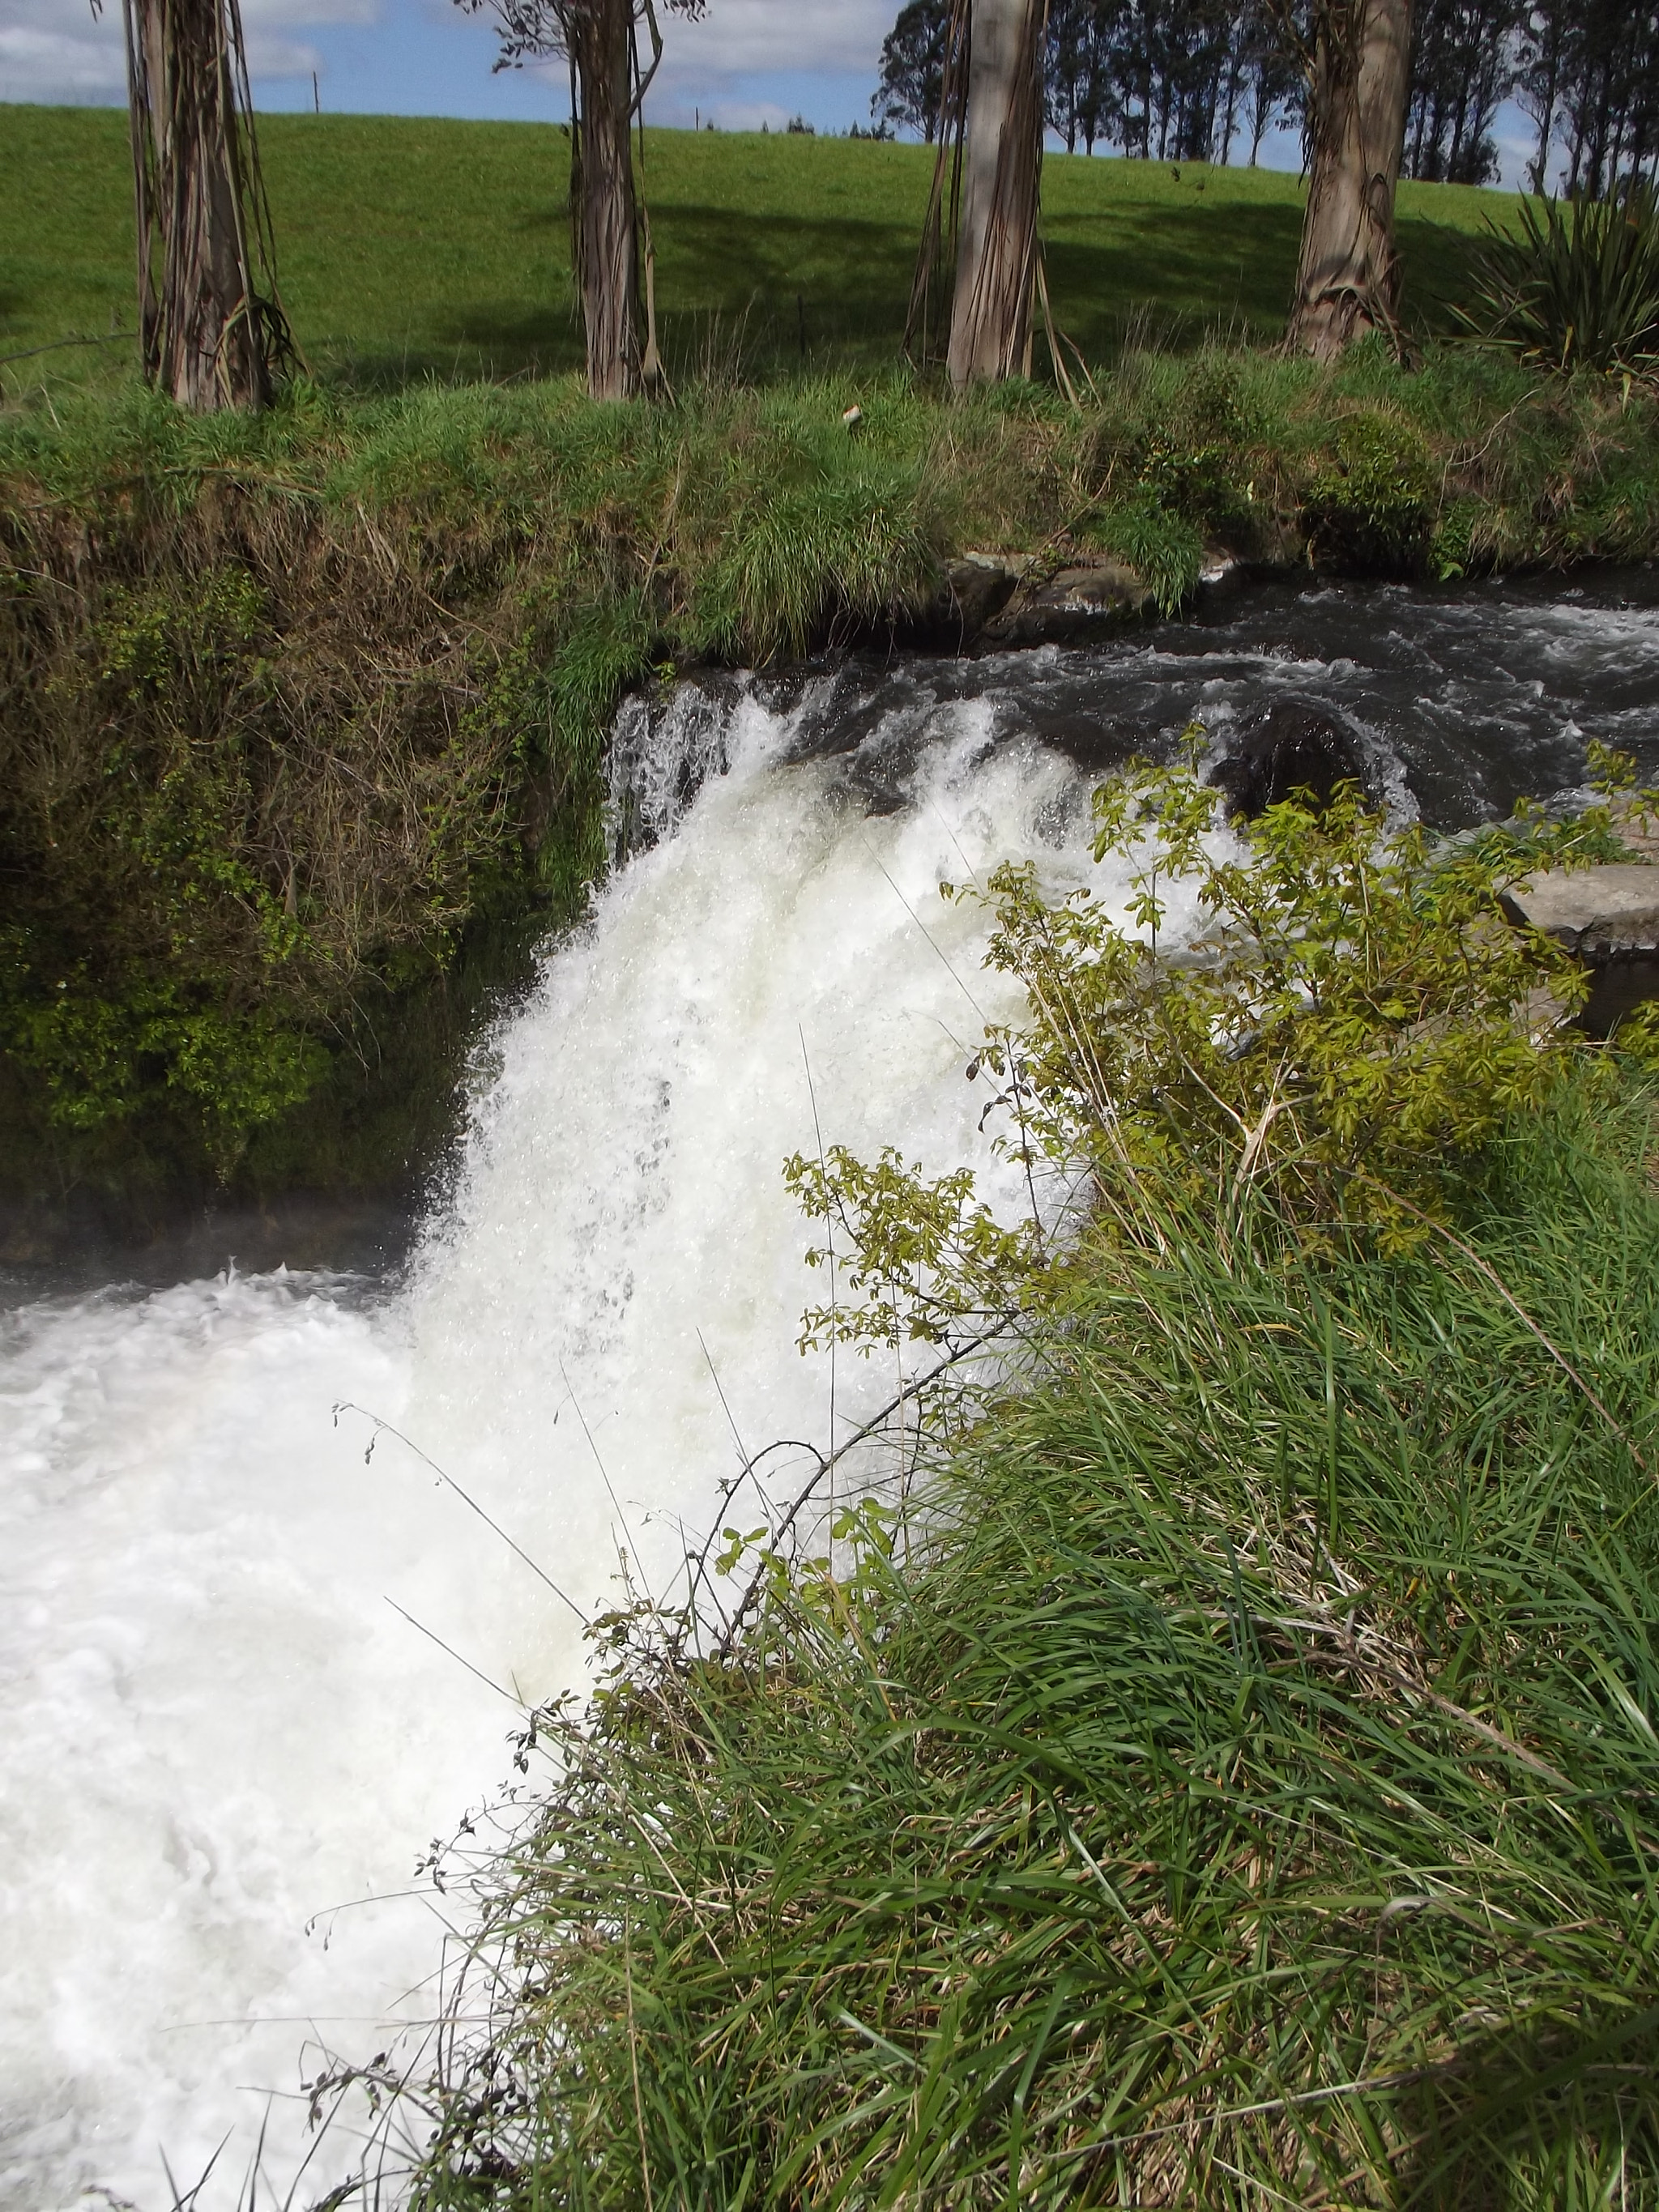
{"left": 0, "top": 687, "right": 1137, "bottom": 2212}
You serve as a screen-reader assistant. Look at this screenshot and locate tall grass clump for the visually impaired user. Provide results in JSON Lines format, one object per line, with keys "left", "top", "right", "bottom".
{"left": 358, "top": 752, "right": 1659, "bottom": 2209}
{"left": 1458, "top": 186, "right": 1659, "bottom": 375}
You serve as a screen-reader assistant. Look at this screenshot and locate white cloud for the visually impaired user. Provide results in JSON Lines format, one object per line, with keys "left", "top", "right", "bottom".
{"left": 0, "top": 0, "right": 376, "bottom": 104}
{"left": 0, "top": 0, "right": 125, "bottom": 104}
{"left": 656, "top": 0, "right": 887, "bottom": 76}
{"left": 242, "top": 0, "right": 377, "bottom": 23}
{"left": 1, "top": 0, "right": 891, "bottom": 117}
{"left": 639, "top": 0, "right": 889, "bottom": 128}
{"left": 506, "top": 2, "right": 889, "bottom": 131}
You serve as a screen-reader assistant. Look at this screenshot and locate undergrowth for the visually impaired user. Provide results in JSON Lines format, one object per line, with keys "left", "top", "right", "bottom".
{"left": 2, "top": 347, "right": 1657, "bottom": 1209}
{"left": 335, "top": 757, "right": 1659, "bottom": 2209}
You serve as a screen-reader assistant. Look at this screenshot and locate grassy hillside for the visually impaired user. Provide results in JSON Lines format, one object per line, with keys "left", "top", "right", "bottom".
{"left": 1, "top": 107, "right": 1515, "bottom": 392}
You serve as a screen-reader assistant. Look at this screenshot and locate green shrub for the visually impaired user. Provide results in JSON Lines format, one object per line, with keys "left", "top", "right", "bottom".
{"left": 787, "top": 748, "right": 1623, "bottom": 1370}
{"left": 1303, "top": 408, "right": 1439, "bottom": 571}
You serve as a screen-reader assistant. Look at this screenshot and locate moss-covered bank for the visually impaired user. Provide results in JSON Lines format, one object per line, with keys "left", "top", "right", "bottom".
{"left": 4, "top": 346, "right": 1658, "bottom": 1247}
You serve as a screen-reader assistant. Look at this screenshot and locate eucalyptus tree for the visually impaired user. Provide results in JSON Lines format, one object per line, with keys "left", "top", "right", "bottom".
{"left": 1046, "top": 0, "right": 1123, "bottom": 153}
{"left": 1404, "top": 0, "right": 1516, "bottom": 183}
{"left": 100, "top": 0, "right": 288, "bottom": 410}
{"left": 949, "top": 0, "right": 1049, "bottom": 384}
{"left": 1279, "top": 0, "right": 1414, "bottom": 357}
{"left": 1240, "top": 3, "right": 1302, "bottom": 160}
{"left": 1518, "top": 0, "right": 1659, "bottom": 194}
{"left": 461, "top": 0, "right": 702, "bottom": 399}
{"left": 872, "top": 0, "right": 951, "bottom": 139}
{"left": 907, "top": 0, "right": 1047, "bottom": 387}
{"left": 1556, "top": 0, "right": 1659, "bottom": 195}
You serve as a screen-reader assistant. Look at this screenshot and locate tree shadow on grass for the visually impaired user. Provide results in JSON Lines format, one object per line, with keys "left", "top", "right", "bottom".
{"left": 1386, "top": 2021, "right": 1659, "bottom": 2210}
{"left": 426, "top": 206, "right": 916, "bottom": 386}
{"left": 319, "top": 195, "right": 1491, "bottom": 394}
{"left": 1397, "top": 215, "right": 1485, "bottom": 329}
{"left": 1044, "top": 198, "right": 1302, "bottom": 352}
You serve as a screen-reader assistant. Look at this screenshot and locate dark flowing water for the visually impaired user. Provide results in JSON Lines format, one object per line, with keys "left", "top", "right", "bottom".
{"left": 790, "top": 567, "right": 1659, "bottom": 830}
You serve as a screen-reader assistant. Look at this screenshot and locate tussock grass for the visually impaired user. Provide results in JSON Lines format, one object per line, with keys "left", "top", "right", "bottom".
{"left": 385, "top": 1067, "right": 1659, "bottom": 2209}
{"left": 1457, "top": 186, "right": 1659, "bottom": 377}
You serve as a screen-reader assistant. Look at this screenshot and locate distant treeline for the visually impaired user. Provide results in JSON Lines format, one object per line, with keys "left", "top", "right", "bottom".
{"left": 874, "top": 0, "right": 1659, "bottom": 194}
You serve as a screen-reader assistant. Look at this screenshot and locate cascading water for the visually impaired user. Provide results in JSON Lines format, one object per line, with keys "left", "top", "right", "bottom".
{"left": 2, "top": 575, "right": 1657, "bottom": 2212}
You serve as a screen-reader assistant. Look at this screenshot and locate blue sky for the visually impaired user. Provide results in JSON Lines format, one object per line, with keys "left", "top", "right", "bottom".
{"left": 2, "top": 0, "right": 1536, "bottom": 185}
{"left": 2, "top": 0, "right": 898, "bottom": 129}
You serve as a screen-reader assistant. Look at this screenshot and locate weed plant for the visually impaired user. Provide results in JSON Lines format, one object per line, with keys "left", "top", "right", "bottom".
{"left": 363, "top": 763, "right": 1659, "bottom": 2209}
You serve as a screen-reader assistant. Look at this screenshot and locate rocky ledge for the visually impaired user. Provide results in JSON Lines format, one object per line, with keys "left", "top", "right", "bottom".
{"left": 1499, "top": 865, "right": 1659, "bottom": 961}
{"left": 931, "top": 551, "right": 1158, "bottom": 647}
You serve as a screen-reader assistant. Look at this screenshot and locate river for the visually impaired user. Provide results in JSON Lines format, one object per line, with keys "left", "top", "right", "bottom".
{"left": 2, "top": 573, "right": 1657, "bottom": 2210}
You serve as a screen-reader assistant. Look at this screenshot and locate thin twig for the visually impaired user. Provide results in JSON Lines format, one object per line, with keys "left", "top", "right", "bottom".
{"left": 711, "top": 1324, "right": 1009, "bottom": 1661}
{"left": 385, "top": 1600, "right": 526, "bottom": 1709}
{"left": 0, "top": 330, "right": 134, "bottom": 368}
{"left": 333, "top": 1402, "right": 586, "bottom": 1620}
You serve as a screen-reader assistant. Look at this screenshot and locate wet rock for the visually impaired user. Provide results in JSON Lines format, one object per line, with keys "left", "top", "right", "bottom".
{"left": 1208, "top": 701, "right": 1370, "bottom": 819}
{"left": 1498, "top": 864, "right": 1659, "bottom": 959}
{"left": 979, "top": 556, "right": 1157, "bottom": 647}
{"left": 925, "top": 551, "right": 1031, "bottom": 645}
{"left": 1609, "top": 794, "right": 1659, "bottom": 863}
{"left": 1580, "top": 956, "right": 1659, "bottom": 1037}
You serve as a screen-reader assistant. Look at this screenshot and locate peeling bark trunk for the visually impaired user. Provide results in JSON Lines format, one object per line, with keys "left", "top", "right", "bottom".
{"left": 946, "top": 0, "right": 1046, "bottom": 390}
{"left": 1286, "top": 0, "right": 1412, "bottom": 360}
{"left": 122, "top": 0, "right": 274, "bottom": 410}
{"left": 569, "top": 0, "right": 639, "bottom": 402}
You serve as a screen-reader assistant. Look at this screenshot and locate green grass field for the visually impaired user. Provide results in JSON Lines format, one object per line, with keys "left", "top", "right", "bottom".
{"left": 1, "top": 105, "right": 1515, "bottom": 393}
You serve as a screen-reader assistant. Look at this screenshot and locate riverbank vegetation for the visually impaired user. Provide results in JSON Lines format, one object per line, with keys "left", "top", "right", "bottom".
{"left": 359, "top": 759, "right": 1659, "bottom": 2207}
{"left": 6, "top": 115, "right": 1659, "bottom": 1238}
{"left": 5, "top": 338, "right": 1659, "bottom": 1235}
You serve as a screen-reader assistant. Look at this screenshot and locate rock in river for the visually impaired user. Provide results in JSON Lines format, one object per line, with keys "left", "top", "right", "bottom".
{"left": 1208, "top": 702, "right": 1371, "bottom": 819}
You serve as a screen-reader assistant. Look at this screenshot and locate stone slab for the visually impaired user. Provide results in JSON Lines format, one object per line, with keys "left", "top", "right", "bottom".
{"left": 1499, "top": 864, "right": 1659, "bottom": 959}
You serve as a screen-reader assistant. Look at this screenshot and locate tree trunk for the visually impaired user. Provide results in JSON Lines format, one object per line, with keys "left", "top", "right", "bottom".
{"left": 1218, "top": 46, "right": 1242, "bottom": 162}
{"left": 946, "top": 0, "right": 1045, "bottom": 390}
{"left": 1286, "top": 0, "right": 1412, "bottom": 360}
{"left": 1525, "top": 33, "right": 1561, "bottom": 194}
{"left": 569, "top": 0, "right": 639, "bottom": 401}
{"left": 123, "top": 0, "right": 271, "bottom": 410}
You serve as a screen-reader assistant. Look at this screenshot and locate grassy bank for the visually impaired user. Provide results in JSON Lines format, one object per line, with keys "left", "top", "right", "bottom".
{"left": 4, "top": 352, "right": 1659, "bottom": 1238}
{"left": 360, "top": 775, "right": 1659, "bottom": 2209}
{"left": 399, "top": 1076, "right": 1659, "bottom": 2208}
{"left": 1, "top": 111, "right": 1519, "bottom": 393}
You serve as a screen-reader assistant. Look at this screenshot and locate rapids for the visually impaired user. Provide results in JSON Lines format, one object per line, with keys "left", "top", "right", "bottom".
{"left": 2, "top": 573, "right": 1657, "bottom": 2210}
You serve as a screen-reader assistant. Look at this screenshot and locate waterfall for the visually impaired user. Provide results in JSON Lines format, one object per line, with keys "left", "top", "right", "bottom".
{"left": 0, "top": 680, "right": 1111, "bottom": 2212}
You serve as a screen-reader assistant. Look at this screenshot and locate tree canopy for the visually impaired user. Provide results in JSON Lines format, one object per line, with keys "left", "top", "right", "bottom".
{"left": 875, "top": 0, "right": 1659, "bottom": 190}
